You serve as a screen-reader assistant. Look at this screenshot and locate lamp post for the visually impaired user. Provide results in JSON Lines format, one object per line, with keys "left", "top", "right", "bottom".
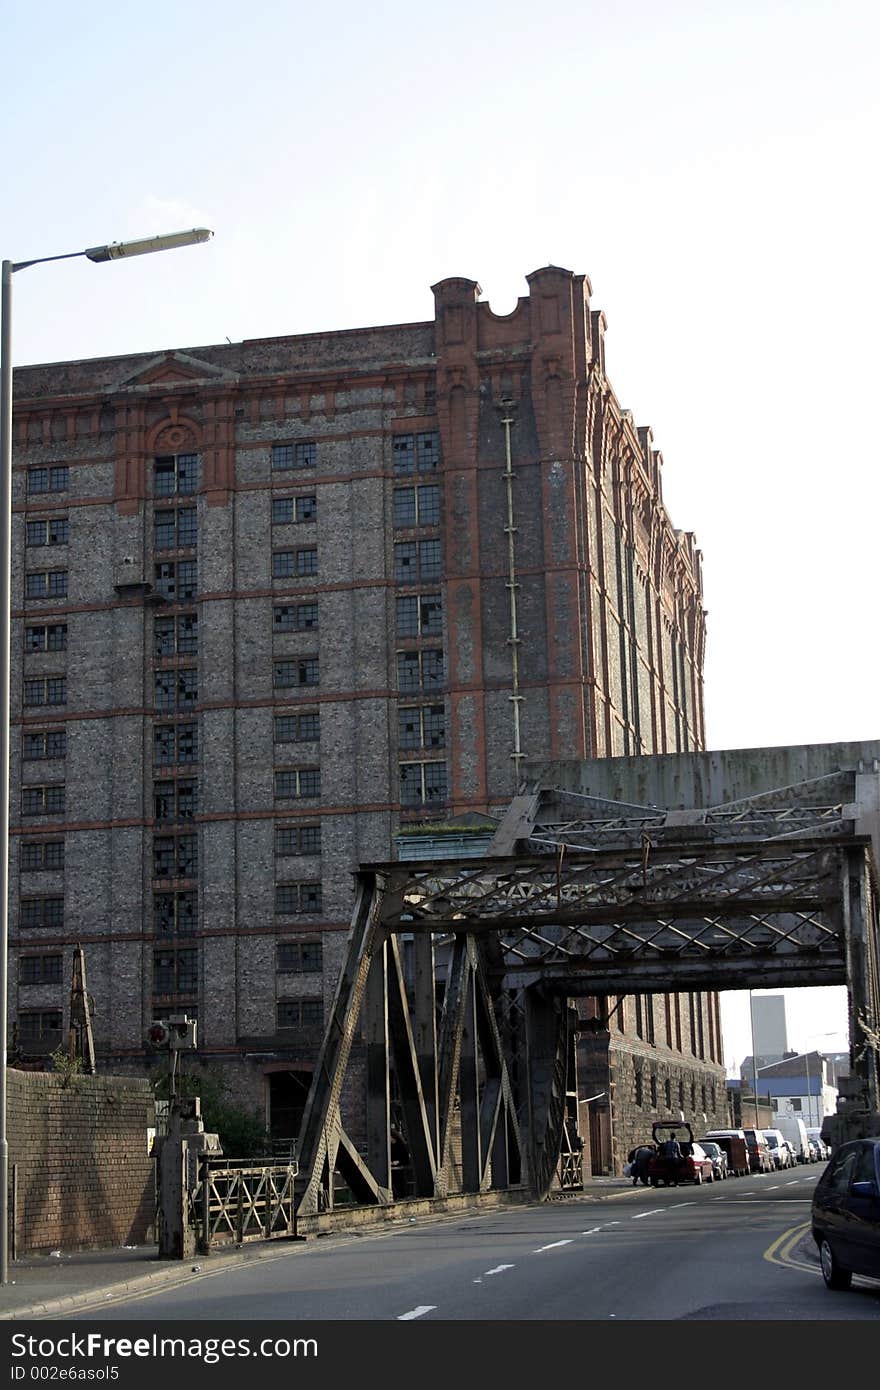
{"left": 0, "top": 228, "right": 213, "bottom": 1284}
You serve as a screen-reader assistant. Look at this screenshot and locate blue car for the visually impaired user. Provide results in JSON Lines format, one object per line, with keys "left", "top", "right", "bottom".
{"left": 811, "top": 1137, "right": 880, "bottom": 1290}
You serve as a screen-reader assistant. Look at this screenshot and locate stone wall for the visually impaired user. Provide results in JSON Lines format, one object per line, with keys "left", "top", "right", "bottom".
{"left": 7, "top": 1068, "right": 156, "bottom": 1255}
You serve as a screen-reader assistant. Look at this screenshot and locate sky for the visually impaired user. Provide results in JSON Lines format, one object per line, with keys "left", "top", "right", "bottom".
{"left": 3, "top": 0, "right": 876, "bottom": 1072}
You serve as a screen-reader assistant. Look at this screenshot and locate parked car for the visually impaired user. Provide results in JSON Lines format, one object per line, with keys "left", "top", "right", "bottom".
{"left": 742, "top": 1127, "right": 774, "bottom": 1173}
{"left": 781, "top": 1139, "right": 799, "bottom": 1167}
{"left": 807, "top": 1129, "right": 829, "bottom": 1161}
{"left": 763, "top": 1129, "right": 792, "bottom": 1170}
{"left": 697, "top": 1139, "right": 728, "bottom": 1181}
{"left": 808, "top": 1139, "right": 820, "bottom": 1162}
{"left": 811, "top": 1137, "right": 880, "bottom": 1289}
{"left": 647, "top": 1121, "right": 716, "bottom": 1186}
{"left": 702, "top": 1129, "right": 750, "bottom": 1177}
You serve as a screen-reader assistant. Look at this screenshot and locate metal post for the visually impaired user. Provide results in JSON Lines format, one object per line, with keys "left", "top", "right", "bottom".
{"left": 749, "top": 991, "right": 759, "bottom": 1127}
{"left": 0, "top": 260, "right": 13, "bottom": 1286}
{"left": 805, "top": 1050, "right": 812, "bottom": 1129}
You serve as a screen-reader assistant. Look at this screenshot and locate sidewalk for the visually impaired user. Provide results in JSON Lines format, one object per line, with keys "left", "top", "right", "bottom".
{"left": 0, "top": 1177, "right": 637, "bottom": 1321}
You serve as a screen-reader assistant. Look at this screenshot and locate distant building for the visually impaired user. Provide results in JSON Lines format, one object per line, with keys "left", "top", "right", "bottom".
{"left": 745, "top": 1051, "right": 838, "bottom": 1125}
{"left": 750, "top": 994, "right": 788, "bottom": 1066}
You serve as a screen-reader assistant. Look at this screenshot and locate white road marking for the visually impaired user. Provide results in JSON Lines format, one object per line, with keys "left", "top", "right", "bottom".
{"left": 481, "top": 1264, "right": 515, "bottom": 1277}
{"left": 767, "top": 1186, "right": 780, "bottom": 1191}
{"left": 666, "top": 1202, "right": 696, "bottom": 1210}
{"left": 533, "top": 1239, "right": 574, "bottom": 1252}
{"left": 632, "top": 1209, "right": 664, "bottom": 1219}
{"left": 581, "top": 1226, "right": 603, "bottom": 1235}
{"left": 786, "top": 1180, "right": 799, "bottom": 1186}
{"left": 398, "top": 1306, "right": 437, "bottom": 1320}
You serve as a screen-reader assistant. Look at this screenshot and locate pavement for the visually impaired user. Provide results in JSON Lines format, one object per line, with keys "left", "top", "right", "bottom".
{"left": 0, "top": 1177, "right": 638, "bottom": 1322}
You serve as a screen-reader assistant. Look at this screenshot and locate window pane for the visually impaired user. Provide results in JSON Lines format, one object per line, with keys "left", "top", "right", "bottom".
{"left": 393, "top": 488, "right": 416, "bottom": 527}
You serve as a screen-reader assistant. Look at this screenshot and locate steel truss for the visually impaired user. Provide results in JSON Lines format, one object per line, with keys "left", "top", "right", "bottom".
{"left": 295, "top": 765, "right": 880, "bottom": 1211}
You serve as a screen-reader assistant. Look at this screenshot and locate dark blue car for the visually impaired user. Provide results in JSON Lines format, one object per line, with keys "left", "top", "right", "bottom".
{"left": 811, "top": 1137, "right": 880, "bottom": 1290}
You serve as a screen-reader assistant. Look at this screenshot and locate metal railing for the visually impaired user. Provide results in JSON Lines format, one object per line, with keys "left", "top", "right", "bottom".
{"left": 193, "top": 1159, "right": 299, "bottom": 1252}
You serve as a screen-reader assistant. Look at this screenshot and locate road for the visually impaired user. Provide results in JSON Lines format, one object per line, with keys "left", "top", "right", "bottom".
{"left": 71, "top": 1168, "right": 880, "bottom": 1321}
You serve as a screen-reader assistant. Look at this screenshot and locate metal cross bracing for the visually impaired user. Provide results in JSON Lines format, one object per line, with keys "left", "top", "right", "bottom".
{"left": 374, "top": 840, "right": 857, "bottom": 993}
{"left": 293, "top": 756, "right": 880, "bottom": 1212}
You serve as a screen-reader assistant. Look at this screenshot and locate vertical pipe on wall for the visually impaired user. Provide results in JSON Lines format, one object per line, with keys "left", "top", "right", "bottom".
{"left": 501, "top": 408, "right": 524, "bottom": 781}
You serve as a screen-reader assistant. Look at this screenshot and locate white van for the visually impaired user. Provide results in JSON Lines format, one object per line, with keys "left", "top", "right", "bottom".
{"left": 775, "top": 1114, "right": 810, "bottom": 1162}
{"left": 762, "top": 1128, "right": 793, "bottom": 1169}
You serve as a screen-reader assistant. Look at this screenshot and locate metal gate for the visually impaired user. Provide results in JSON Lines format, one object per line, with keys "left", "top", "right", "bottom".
{"left": 193, "top": 1160, "right": 299, "bottom": 1252}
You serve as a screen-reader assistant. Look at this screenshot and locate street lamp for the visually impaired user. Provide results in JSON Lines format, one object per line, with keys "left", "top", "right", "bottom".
{"left": 0, "top": 228, "right": 213, "bottom": 1284}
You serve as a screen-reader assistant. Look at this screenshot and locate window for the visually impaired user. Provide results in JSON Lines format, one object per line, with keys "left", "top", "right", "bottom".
{"left": 23, "top": 731, "right": 67, "bottom": 760}
{"left": 153, "top": 947, "right": 198, "bottom": 996}
{"left": 17, "top": 1010, "right": 63, "bottom": 1048}
{"left": 275, "top": 825, "right": 322, "bottom": 856}
{"left": 154, "top": 508, "right": 197, "bottom": 550}
{"left": 20, "top": 840, "right": 64, "bottom": 872}
{"left": 26, "top": 519, "right": 69, "bottom": 547}
{"left": 396, "top": 594, "right": 442, "bottom": 638}
{"left": 25, "top": 570, "right": 67, "bottom": 599}
{"left": 273, "top": 658, "right": 318, "bottom": 689}
{"left": 393, "top": 484, "right": 440, "bottom": 528}
{"left": 650, "top": 1073, "right": 658, "bottom": 1108}
{"left": 272, "top": 442, "right": 316, "bottom": 471}
{"left": 827, "top": 1149, "right": 858, "bottom": 1196}
{"left": 28, "top": 466, "right": 69, "bottom": 494}
{"left": 635, "top": 1070, "right": 644, "bottom": 1107}
{"left": 277, "top": 941, "right": 322, "bottom": 973}
{"left": 397, "top": 648, "right": 443, "bottom": 692}
{"left": 399, "top": 760, "right": 447, "bottom": 807}
{"left": 154, "top": 779, "right": 198, "bottom": 821}
{"left": 273, "top": 602, "right": 319, "bottom": 632}
{"left": 274, "top": 712, "right": 319, "bottom": 743}
{"left": 154, "top": 561, "right": 197, "bottom": 601}
{"left": 271, "top": 549, "right": 318, "bottom": 578}
{"left": 275, "top": 883, "right": 322, "bottom": 914}
{"left": 272, "top": 496, "right": 317, "bottom": 524}
{"left": 154, "top": 613, "right": 198, "bottom": 658}
{"left": 154, "top": 724, "right": 198, "bottom": 766}
{"left": 394, "top": 539, "right": 441, "bottom": 583}
{"left": 20, "top": 897, "right": 64, "bottom": 929}
{"left": 392, "top": 431, "right": 440, "bottom": 475}
{"left": 153, "top": 835, "right": 197, "bottom": 879}
{"left": 22, "top": 785, "right": 65, "bottom": 816}
{"left": 664, "top": 1078, "right": 672, "bottom": 1109}
{"left": 23, "top": 677, "right": 66, "bottom": 707}
{"left": 154, "top": 454, "right": 198, "bottom": 496}
{"left": 277, "top": 998, "right": 324, "bottom": 1029}
{"left": 19, "top": 954, "right": 63, "bottom": 985}
{"left": 274, "top": 768, "right": 321, "bottom": 799}
{"left": 398, "top": 705, "right": 445, "bottom": 750}
{"left": 154, "top": 891, "right": 197, "bottom": 936}
{"left": 275, "top": 884, "right": 322, "bottom": 917}
{"left": 25, "top": 623, "right": 67, "bottom": 652}
{"left": 155, "top": 669, "right": 197, "bottom": 711}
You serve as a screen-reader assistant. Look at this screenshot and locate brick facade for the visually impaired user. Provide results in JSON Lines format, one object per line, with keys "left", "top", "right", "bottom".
{"left": 6, "top": 1069, "right": 155, "bottom": 1254}
{"left": 8, "top": 264, "right": 720, "bottom": 1170}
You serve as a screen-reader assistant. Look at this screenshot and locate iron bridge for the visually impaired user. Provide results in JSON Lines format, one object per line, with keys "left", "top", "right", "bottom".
{"left": 294, "top": 743, "right": 880, "bottom": 1217}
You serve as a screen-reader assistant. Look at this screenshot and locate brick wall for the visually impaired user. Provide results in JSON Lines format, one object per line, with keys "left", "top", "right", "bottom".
{"left": 7, "top": 1068, "right": 156, "bottom": 1255}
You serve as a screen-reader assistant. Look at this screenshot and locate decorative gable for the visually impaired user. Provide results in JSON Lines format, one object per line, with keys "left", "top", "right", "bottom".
{"left": 110, "top": 351, "right": 238, "bottom": 392}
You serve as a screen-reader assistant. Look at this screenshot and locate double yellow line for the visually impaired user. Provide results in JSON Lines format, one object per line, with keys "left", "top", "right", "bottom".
{"left": 763, "top": 1222, "right": 819, "bottom": 1276}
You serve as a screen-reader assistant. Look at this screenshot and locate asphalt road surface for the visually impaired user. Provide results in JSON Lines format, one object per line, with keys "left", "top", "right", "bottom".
{"left": 70, "top": 1168, "right": 880, "bottom": 1322}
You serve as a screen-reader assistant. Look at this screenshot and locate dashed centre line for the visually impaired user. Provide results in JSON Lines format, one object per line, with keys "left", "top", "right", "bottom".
{"left": 398, "top": 1305, "right": 437, "bottom": 1320}
{"left": 533, "top": 1239, "right": 574, "bottom": 1252}
{"left": 474, "top": 1263, "right": 516, "bottom": 1282}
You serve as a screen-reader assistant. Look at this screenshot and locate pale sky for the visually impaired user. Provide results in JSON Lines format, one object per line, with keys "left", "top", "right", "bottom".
{"left": 4, "top": 0, "right": 876, "bottom": 1067}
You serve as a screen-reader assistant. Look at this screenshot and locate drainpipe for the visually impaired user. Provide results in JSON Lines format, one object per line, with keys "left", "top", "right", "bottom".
{"left": 501, "top": 406, "right": 524, "bottom": 781}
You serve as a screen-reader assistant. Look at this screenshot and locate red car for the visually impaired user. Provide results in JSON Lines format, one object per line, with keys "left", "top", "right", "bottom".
{"left": 648, "top": 1120, "right": 716, "bottom": 1186}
